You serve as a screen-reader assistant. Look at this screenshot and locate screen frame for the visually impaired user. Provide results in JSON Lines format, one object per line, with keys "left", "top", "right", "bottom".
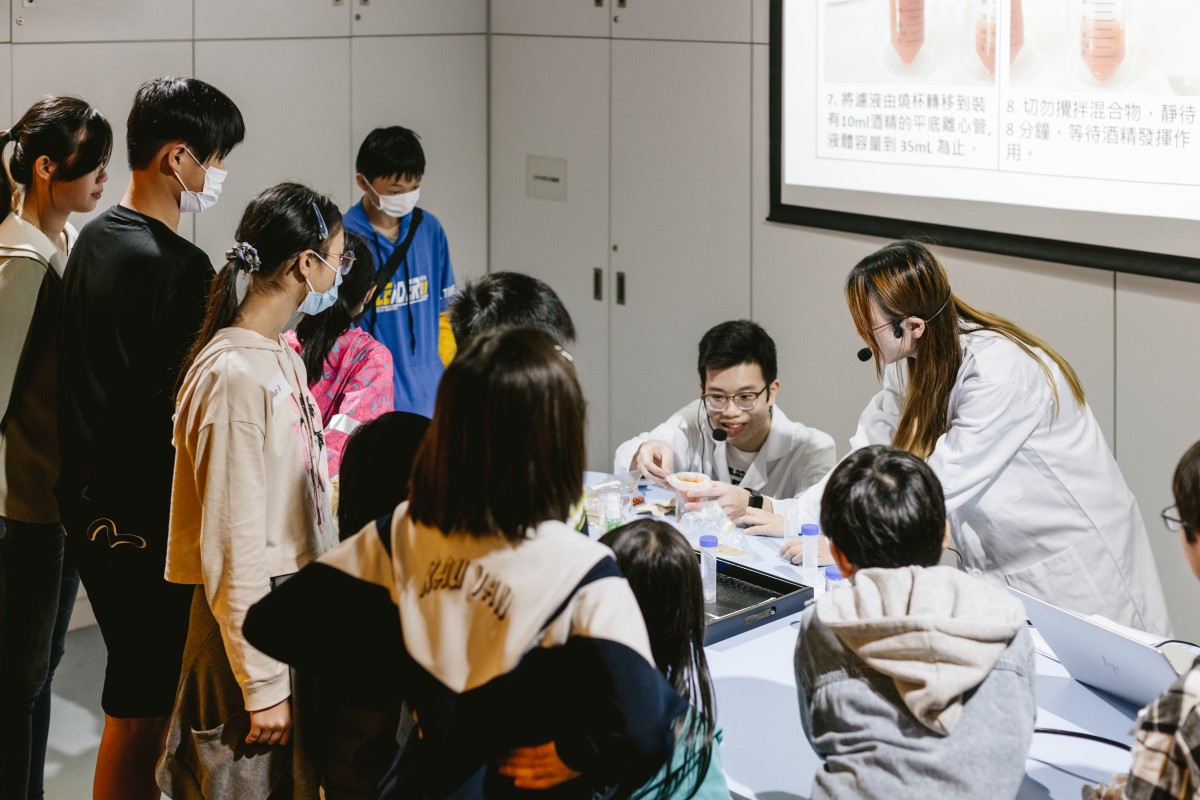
{"left": 767, "top": 0, "right": 1200, "bottom": 284}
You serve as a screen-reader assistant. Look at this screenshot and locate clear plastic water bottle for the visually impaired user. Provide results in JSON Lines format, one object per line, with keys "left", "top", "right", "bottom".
{"left": 602, "top": 490, "right": 622, "bottom": 533}
{"left": 699, "top": 534, "right": 718, "bottom": 604}
{"left": 801, "top": 524, "right": 820, "bottom": 576}
{"left": 825, "top": 565, "right": 850, "bottom": 592}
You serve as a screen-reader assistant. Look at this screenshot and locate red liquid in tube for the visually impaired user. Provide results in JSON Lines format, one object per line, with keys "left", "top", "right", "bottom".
{"left": 890, "top": 0, "right": 925, "bottom": 64}
{"left": 1080, "top": 0, "right": 1125, "bottom": 82}
{"left": 975, "top": 0, "right": 1024, "bottom": 76}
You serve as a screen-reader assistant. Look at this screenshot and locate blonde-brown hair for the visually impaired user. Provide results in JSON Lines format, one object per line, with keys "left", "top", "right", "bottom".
{"left": 846, "top": 240, "right": 1085, "bottom": 458}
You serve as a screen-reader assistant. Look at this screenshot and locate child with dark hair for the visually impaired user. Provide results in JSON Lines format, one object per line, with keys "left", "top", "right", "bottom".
{"left": 616, "top": 319, "right": 834, "bottom": 533}
{"left": 1085, "top": 440, "right": 1200, "bottom": 800}
{"left": 159, "top": 183, "right": 343, "bottom": 799}
{"left": 449, "top": 271, "right": 576, "bottom": 346}
{"left": 336, "top": 411, "right": 428, "bottom": 538}
{"left": 346, "top": 125, "right": 457, "bottom": 418}
{"left": 285, "top": 231, "right": 394, "bottom": 476}
{"left": 794, "top": 444, "right": 1035, "bottom": 799}
{"left": 56, "top": 75, "right": 244, "bottom": 800}
{"left": 0, "top": 94, "right": 112, "bottom": 800}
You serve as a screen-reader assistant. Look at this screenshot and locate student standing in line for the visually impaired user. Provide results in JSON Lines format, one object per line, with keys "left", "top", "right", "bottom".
{"left": 345, "top": 126, "right": 457, "bottom": 418}
{"left": 285, "top": 231, "right": 394, "bottom": 477}
{"left": 244, "top": 327, "right": 684, "bottom": 799}
{"left": 793, "top": 445, "right": 1035, "bottom": 799}
{"left": 449, "top": 271, "right": 576, "bottom": 347}
{"left": 0, "top": 96, "right": 111, "bottom": 800}
{"left": 615, "top": 320, "right": 835, "bottom": 528}
{"left": 158, "top": 183, "right": 342, "bottom": 799}
{"left": 55, "top": 76, "right": 244, "bottom": 800}
{"left": 777, "top": 240, "right": 1171, "bottom": 635}
{"left": 1086, "top": 440, "right": 1200, "bottom": 799}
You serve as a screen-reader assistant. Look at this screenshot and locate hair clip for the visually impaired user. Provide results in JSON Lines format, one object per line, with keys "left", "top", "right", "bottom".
{"left": 226, "top": 242, "right": 261, "bottom": 273}
{"left": 311, "top": 201, "right": 328, "bottom": 240}
{"left": 553, "top": 344, "right": 574, "bottom": 362}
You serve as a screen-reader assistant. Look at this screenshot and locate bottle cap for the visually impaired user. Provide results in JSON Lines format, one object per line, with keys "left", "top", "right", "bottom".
{"left": 801, "top": 523, "right": 820, "bottom": 537}
{"left": 824, "top": 565, "right": 842, "bottom": 581}
{"left": 699, "top": 535, "right": 718, "bottom": 548}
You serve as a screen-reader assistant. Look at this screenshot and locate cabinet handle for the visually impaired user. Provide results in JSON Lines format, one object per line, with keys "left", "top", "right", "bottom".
{"left": 618, "top": 0, "right": 626, "bottom": 6}
{"left": 594, "top": 0, "right": 603, "bottom": 6}
{"left": 593, "top": 268, "right": 603, "bottom": 301}
{"left": 616, "top": 272, "right": 626, "bottom": 306}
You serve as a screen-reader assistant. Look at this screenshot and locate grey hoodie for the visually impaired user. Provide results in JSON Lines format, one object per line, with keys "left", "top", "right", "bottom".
{"left": 794, "top": 565, "right": 1035, "bottom": 799}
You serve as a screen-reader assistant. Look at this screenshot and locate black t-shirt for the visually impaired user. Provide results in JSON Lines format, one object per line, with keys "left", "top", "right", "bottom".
{"left": 57, "top": 205, "right": 213, "bottom": 542}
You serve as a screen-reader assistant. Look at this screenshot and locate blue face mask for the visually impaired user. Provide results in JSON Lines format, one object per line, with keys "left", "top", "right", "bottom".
{"left": 298, "top": 253, "right": 343, "bottom": 316}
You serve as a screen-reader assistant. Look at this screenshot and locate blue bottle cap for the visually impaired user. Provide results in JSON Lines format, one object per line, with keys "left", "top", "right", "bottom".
{"left": 801, "top": 523, "right": 820, "bottom": 537}
{"left": 699, "top": 535, "right": 718, "bottom": 548}
{"left": 824, "top": 565, "right": 842, "bottom": 581}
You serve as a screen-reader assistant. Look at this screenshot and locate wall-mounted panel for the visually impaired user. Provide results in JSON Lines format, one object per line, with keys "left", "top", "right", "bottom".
{"left": 491, "top": 0, "right": 610, "bottom": 38}
{"left": 196, "top": 0, "right": 350, "bottom": 40}
{"left": 194, "top": 38, "right": 352, "bottom": 264}
{"left": 12, "top": 41, "right": 195, "bottom": 236}
{"left": 491, "top": 35, "right": 611, "bottom": 470}
{"left": 351, "top": 0, "right": 484, "bottom": 36}
{"left": 611, "top": 0, "right": 750, "bottom": 43}
{"left": 12, "top": 0, "right": 190, "bottom": 43}
{"left": 1116, "top": 274, "right": 1200, "bottom": 645}
{"left": 351, "top": 35, "right": 486, "bottom": 282}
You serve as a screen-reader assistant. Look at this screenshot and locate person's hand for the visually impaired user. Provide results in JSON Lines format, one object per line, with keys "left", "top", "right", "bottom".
{"left": 779, "top": 533, "right": 833, "bottom": 564}
{"left": 497, "top": 742, "right": 581, "bottom": 790}
{"left": 740, "top": 508, "right": 785, "bottom": 537}
{"left": 685, "top": 482, "right": 749, "bottom": 519}
{"left": 246, "top": 698, "right": 292, "bottom": 746}
{"left": 632, "top": 440, "right": 674, "bottom": 483}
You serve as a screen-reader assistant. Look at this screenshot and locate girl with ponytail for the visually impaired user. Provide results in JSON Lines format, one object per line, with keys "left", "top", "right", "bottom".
{"left": 159, "top": 182, "right": 345, "bottom": 799}
{"left": 0, "top": 95, "right": 111, "bottom": 799}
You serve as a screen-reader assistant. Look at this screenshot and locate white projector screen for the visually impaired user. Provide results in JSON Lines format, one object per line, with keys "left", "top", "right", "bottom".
{"left": 770, "top": 0, "right": 1200, "bottom": 280}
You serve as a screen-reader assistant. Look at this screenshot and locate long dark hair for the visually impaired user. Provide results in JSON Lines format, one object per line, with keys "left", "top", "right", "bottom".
{"left": 1, "top": 95, "right": 112, "bottom": 220}
{"left": 293, "top": 231, "right": 376, "bottom": 382}
{"left": 601, "top": 520, "right": 717, "bottom": 800}
{"left": 179, "top": 182, "right": 342, "bottom": 384}
{"left": 409, "top": 327, "right": 584, "bottom": 541}
{"left": 847, "top": 240, "right": 1084, "bottom": 458}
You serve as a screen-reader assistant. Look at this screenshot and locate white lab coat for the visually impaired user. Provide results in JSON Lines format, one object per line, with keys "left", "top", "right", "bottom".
{"left": 614, "top": 400, "right": 836, "bottom": 504}
{"left": 778, "top": 330, "right": 1171, "bottom": 635}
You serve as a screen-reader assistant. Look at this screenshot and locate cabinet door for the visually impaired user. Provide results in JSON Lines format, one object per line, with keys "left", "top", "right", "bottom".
{"left": 491, "top": 35, "right": 612, "bottom": 472}
{"left": 611, "top": 0, "right": 750, "bottom": 43}
{"left": 196, "top": 0, "right": 350, "bottom": 40}
{"left": 12, "top": 0, "right": 191, "bottom": 43}
{"left": 491, "top": 0, "right": 610, "bottom": 38}
{"left": 351, "top": 35, "right": 486, "bottom": 281}
{"left": 0, "top": 0, "right": 9, "bottom": 43}
{"left": 194, "top": 38, "right": 352, "bottom": 265}
{"left": 609, "top": 40, "right": 751, "bottom": 444}
{"left": 12, "top": 41, "right": 194, "bottom": 236}
{"left": 351, "top": 0, "right": 484, "bottom": 36}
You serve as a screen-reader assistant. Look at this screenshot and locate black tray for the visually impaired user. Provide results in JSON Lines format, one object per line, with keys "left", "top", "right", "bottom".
{"left": 697, "top": 555, "right": 814, "bottom": 645}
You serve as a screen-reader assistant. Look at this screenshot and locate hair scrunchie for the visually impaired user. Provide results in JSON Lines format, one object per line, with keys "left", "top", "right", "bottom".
{"left": 0, "top": 130, "right": 12, "bottom": 144}
{"left": 226, "top": 242, "right": 261, "bottom": 273}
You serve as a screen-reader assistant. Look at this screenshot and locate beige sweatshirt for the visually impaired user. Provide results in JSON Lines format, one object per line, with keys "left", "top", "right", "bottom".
{"left": 167, "top": 326, "right": 336, "bottom": 710}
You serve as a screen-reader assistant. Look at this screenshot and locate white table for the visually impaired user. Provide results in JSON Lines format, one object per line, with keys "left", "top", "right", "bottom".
{"left": 586, "top": 473, "right": 1139, "bottom": 799}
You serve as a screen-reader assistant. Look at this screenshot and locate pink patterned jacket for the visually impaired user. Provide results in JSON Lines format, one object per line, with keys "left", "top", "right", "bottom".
{"left": 284, "top": 328, "right": 394, "bottom": 477}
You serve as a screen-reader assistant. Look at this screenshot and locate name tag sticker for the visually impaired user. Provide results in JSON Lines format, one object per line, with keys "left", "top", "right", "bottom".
{"left": 267, "top": 372, "right": 293, "bottom": 411}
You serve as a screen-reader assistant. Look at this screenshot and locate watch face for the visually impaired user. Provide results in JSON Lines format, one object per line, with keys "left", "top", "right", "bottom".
{"left": 749, "top": 491, "right": 764, "bottom": 509}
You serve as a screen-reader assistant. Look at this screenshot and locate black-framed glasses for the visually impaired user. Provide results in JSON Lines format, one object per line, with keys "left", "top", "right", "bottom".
{"left": 1162, "top": 505, "right": 1190, "bottom": 533}
{"left": 703, "top": 385, "right": 769, "bottom": 413}
{"left": 317, "top": 250, "right": 356, "bottom": 275}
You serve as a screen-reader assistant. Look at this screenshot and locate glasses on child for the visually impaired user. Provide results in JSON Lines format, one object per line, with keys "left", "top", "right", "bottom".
{"left": 702, "top": 385, "right": 768, "bottom": 413}
{"left": 1162, "top": 506, "right": 1191, "bottom": 533}
{"left": 317, "top": 250, "right": 356, "bottom": 275}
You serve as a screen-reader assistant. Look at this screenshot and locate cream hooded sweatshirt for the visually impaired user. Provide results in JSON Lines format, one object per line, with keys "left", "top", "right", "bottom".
{"left": 167, "top": 327, "right": 336, "bottom": 710}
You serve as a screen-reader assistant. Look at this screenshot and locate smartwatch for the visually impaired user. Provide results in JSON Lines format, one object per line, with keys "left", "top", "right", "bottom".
{"left": 747, "top": 488, "right": 764, "bottom": 510}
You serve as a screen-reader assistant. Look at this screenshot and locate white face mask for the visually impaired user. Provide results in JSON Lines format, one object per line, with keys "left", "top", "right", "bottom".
{"left": 368, "top": 185, "right": 420, "bottom": 219}
{"left": 174, "top": 148, "right": 227, "bottom": 214}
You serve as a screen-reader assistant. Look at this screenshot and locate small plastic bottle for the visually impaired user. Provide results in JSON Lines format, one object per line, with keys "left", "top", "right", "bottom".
{"left": 801, "top": 524, "right": 820, "bottom": 576}
{"left": 699, "top": 534, "right": 718, "bottom": 604}
{"left": 825, "top": 565, "right": 849, "bottom": 592}
{"left": 602, "top": 491, "right": 622, "bottom": 533}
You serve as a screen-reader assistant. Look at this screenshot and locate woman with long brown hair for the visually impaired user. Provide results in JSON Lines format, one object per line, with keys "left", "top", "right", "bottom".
{"left": 778, "top": 240, "right": 1170, "bottom": 635}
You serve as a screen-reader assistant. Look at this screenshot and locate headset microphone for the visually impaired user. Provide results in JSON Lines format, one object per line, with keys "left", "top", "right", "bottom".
{"left": 857, "top": 347, "right": 872, "bottom": 362}
{"left": 697, "top": 401, "right": 728, "bottom": 441}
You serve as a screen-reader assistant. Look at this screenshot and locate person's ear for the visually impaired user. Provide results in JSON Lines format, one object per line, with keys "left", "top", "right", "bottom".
{"left": 33, "top": 155, "right": 54, "bottom": 182}
{"left": 768, "top": 379, "right": 781, "bottom": 405}
{"left": 907, "top": 316, "right": 927, "bottom": 341}
{"left": 294, "top": 250, "right": 320, "bottom": 282}
{"left": 942, "top": 518, "right": 952, "bottom": 550}
{"left": 355, "top": 173, "right": 372, "bottom": 194}
{"left": 828, "top": 538, "right": 856, "bottom": 580}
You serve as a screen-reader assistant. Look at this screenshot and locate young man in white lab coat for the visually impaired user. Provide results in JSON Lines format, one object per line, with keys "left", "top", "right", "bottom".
{"left": 614, "top": 320, "right": 835, "bottom": 531}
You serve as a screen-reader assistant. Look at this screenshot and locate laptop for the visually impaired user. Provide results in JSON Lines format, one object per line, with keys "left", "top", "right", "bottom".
{"left": 1008, "top": 587, "right": 1179, "bottom": 708}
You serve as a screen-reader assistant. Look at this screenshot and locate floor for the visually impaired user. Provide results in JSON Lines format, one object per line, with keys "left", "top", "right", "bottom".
{"left": 43, "top": 625, "right": 106, "bottom": 800}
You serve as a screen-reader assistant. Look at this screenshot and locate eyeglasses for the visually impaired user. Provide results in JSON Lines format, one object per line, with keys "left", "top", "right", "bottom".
{"left": 317, "top": 250, "right": 356, "bottom": 275}
{"left": 1162, "top": 505, "right": 1191, "bottom": 533}
{"left": 703, "top": 385, "right": 769, "bottom": 413}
